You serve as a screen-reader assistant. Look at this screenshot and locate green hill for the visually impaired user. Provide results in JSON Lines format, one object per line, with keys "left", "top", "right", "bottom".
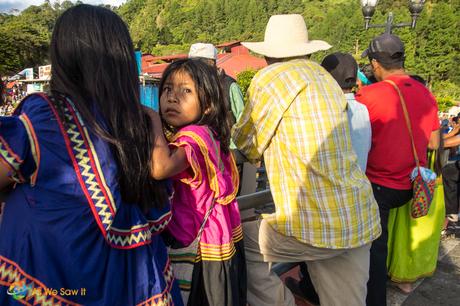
{"left": 1, "top": 0, "right": 459, "bottom": 100}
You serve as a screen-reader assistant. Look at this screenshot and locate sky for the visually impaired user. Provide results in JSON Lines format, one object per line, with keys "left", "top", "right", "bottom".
{"left": 0, "top": 0, "right": 127, "bottom": 13}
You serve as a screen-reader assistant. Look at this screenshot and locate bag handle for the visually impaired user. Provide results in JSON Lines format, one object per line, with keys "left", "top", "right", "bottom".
{"left": 195, "top": 199, "right": 216, "bottom": 242}
{"left": 384, "top": 79, "right": 420, "bottom": 169}
{"left": 193, "top": 127, "right": 220, "bottom": 242}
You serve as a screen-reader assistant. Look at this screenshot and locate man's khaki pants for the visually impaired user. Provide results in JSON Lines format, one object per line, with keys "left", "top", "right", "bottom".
{"left": 243, "top": 219, "right": 371, "bottom": 306}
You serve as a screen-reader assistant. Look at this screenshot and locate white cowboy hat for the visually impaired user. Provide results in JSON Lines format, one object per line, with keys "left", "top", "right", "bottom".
{"left": 242, "top": 14, "right": 332, "bottom": 58}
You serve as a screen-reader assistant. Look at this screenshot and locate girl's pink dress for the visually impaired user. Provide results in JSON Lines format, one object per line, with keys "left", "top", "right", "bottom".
{"left": 165, "top": 125, "right": 246, "bottom": 306}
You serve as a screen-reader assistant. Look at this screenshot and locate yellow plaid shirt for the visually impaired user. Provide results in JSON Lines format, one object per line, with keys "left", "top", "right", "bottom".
{"left": 233, "top": 59, "right": 381, "bottom": 249}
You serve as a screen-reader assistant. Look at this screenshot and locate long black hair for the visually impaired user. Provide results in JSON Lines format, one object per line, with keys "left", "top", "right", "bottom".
{"left": 50, "top": 4, "right": 168, "bottom": 211}
{"left": 159, "top": 58, "right": 233, "bottom": 154}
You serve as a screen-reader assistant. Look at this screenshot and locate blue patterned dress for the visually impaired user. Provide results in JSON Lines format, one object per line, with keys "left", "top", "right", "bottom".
{"left": 0, "top": 93, "right": 183, "bottom": 306}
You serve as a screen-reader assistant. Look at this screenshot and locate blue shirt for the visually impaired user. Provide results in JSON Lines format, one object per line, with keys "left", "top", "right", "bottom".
{"left": 345, "top": 93, "right": 372, "bottom": 171}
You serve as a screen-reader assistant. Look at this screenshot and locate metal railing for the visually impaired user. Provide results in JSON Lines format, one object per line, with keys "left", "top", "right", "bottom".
{"left": 236, "top": 189, "right": 273, "bottom": 211}
{"left": 235, "top": 181, "right": 299, "bottom": 277}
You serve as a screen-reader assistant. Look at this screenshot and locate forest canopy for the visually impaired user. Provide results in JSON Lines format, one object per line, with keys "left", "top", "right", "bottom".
{"left": 1, "top": 0, "right": 459, "bottom": 100}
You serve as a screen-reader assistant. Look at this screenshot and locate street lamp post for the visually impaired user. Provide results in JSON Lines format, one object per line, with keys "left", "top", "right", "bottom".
{"left": 360, "top": 0, "right": 426, "bottom": 34}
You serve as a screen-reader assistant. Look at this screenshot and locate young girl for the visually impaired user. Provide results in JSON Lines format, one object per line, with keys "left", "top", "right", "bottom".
{"left": 148, "top": 58, "right": 247, "bottom": 306}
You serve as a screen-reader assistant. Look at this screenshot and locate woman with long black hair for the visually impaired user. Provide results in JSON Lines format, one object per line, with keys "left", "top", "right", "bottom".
{"left": 0, "top": 5, "right": 182, "bottom": 305}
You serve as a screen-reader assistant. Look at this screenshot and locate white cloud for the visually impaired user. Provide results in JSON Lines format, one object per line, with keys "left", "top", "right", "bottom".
{"left": 0, "top": 0, "right": 127, "bottom": 13}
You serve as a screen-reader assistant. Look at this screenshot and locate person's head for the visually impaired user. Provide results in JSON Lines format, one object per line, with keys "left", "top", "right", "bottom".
{"left": 188, "top": 43, "right": 218, "bottom": 67}
{"left": 321, "top": 52, "right": 358, "bottom": 92}
{"left": 242, "top": 14, "right": 331, "bottom": 63}
{"left": 362, "top": 33, "right": 405, "bottom": 81}
{"left": 159, "top": 58, "right": 232, "bottom": 153}
{"left": 358, "top": 63, "right": 378, "bottom": 87}
{"left": 50, "top": 4, "right": 168, "bottom": 211}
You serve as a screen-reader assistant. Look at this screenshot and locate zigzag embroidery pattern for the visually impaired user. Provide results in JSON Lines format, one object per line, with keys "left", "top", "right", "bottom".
{"left": 136, "top": 259, "right": 175, "bottom": 306}
{"left": 107, "top": 211, "right": 173, "bottom": 248}
{"left": 55, "top": 97, "right": 115, "bottom": 232}
{"left": 148, "top": 211, "right": 173, "bottom": 233}
{"left": 107, "top": 213, "right": 171, "bottom": 248}
{"left": 0, "top": 255, "right": 81, "bottom": 306}
{"left": 47, "top": 95, "right": 172, "bottom": 249}
{"left": 0, "top": 136, "right": 23, "bottom": 183}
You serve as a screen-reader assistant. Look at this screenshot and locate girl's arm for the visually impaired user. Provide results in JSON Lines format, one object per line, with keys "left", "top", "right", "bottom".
{"left": 146, "top": 108, "right": 190, "bottom": 180}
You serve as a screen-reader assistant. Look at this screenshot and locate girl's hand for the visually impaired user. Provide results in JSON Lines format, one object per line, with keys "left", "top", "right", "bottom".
{"left": 143, "top": 105, "right": 156, "bottom": 118}
{"left": 144, "top": 107, "right": 189, "bottom": 180}
{"left": 143, "top": 106, "right": 162, "bottom": 127}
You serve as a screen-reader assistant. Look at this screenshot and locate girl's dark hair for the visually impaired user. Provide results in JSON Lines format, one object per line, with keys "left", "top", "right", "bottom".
{"left": 159, "top": 58, "right": 232, "bottom": 154}
{"left": 50, "top": 4, "right": 168, "bottom": 211}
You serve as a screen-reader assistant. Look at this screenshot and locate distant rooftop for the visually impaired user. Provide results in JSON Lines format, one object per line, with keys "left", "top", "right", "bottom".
{"left": 142, "top": 41, "right": 266, "bottom": 79}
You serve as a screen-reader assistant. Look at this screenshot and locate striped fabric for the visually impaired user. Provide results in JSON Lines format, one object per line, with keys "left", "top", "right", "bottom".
{"left": 233, "top": 59, "right": 381, "bottom": 249}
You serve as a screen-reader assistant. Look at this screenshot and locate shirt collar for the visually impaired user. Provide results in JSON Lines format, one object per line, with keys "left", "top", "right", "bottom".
{"left": 344, "top": 93, "right": 355, "bottom": 100}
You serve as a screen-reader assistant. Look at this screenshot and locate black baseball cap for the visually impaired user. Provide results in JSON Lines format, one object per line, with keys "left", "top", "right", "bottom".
{"left": 321, "top": 52, "right": 358, "bottom": 89}
{"left": 361, "top": 33, "right": 405, "bottom": 64}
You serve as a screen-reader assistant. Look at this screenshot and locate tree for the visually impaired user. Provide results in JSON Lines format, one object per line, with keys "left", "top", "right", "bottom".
{"left": 0, "top": 0, "right": 72, "bottom": 75}
{"left": 236, "top": 69, "right": 257, "bottom": 105}
{"left": 0, "top": 0, "right": 458, "bottom": 100}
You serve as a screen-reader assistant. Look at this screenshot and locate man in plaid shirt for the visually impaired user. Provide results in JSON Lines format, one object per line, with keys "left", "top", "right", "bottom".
{"left": 233, "top": 14, "right": 381, "bottom": 306}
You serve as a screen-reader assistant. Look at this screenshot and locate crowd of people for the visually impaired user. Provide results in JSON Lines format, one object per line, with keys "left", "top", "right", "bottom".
{"left": 0, "top": 83, "right": 26, "bottom": 115}
{"left": 0, "top": 4, "right": 456, "bottom": 306}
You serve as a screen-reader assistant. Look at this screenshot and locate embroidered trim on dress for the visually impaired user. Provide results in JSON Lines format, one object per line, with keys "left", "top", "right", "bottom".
{"left": 0, "top": 255, "right": 82, "bottom": 306}
{"left": 172, "top": 131, "right": 220, "bottom": 196}
{"left": 136, "top": 259, "right": 175, "bottom": 306}
{"left": 196, "top": 224, "right": 244, "bottom": 262}
{"left": 171, "top": 129, "right": 239, "bottom": 204}
{"left": 19, "top": 114, "right": 40, "bottom": 186}
{"left": 0, "top": 135, "right": 24, "bottom": 183}
{"left": 170, "top": 141, "right": 203, "bottom": 188}
{"left": 41, "top": 93, "right": 171, "bottom": 249}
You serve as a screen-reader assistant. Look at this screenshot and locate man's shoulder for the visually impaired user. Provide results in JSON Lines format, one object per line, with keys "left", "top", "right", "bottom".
{"left": 401, "top": 77, "right": 436, "bottom": 101}
{"left": 347, "top": 96, "right": 367, "bottom": 110}
{"left": 254, "top": 61, "right": 287, "bottom": 79}
{"left": 255, "top": 59, "right": 312, "bottom": 78}
{"left": 356, "top": 81, "right": 389, "bottom": 96}
{"left": 221, "top": 72, "right": 236, "bottom": 84}
{"left": 253, "top": 59, "right": 322, "bottom": 88}
{"left": 347, "top": 96, "right": 370, "bottom": 116}
{"left": 355, "top": 81, "right": 393, "bottom": 105}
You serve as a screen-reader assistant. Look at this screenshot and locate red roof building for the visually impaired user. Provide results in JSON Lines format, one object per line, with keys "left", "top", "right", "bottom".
{"left": 216, "top": 52, "right": 266, "bottom": 79}
{"left": 142, "top": 63, "right": 170, "bottom": 79}
{"left": 142, "top": 41, "right": 266, "bottom": 80}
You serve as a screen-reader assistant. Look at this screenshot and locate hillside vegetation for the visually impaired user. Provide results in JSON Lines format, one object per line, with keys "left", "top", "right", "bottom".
{"left": 1, "top": 0, "right": 459, "bottom": 100}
